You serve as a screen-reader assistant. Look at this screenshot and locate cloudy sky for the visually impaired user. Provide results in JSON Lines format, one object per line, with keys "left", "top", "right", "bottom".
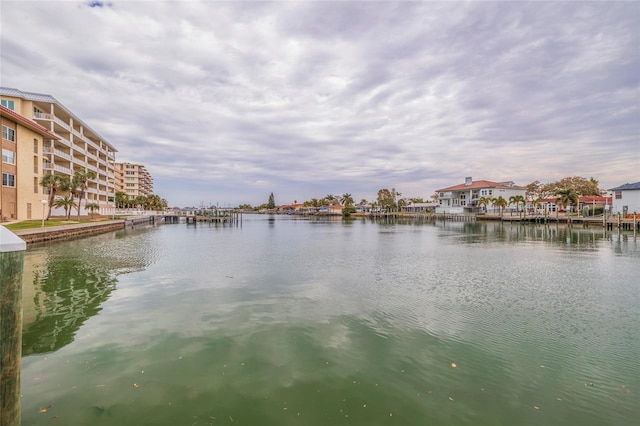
{"left": 1, "top": 1, "right": 638, "bottom": 207}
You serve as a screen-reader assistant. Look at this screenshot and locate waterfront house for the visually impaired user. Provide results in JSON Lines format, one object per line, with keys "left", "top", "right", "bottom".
{"left": 435, "top": 177, "right": 526, "bottom": 214}
{"left": 609, "top": 182, "right": 640, "bottom": 216}
{"left": 539, "top": 195, "right": 612, "bottom": 215}
{"left": 402, "top": 202, "right": 438, "bottom": 213}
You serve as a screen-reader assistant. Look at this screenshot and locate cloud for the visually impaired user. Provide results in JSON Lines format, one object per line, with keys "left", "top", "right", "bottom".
{"left": 1, "top": 0, "right": 637, "bottom": 206}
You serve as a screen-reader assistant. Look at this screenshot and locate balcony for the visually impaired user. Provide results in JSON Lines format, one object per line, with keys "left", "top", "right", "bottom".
{"left": 43, "top": 163, "right": 72, "bottom": 175}
{"left": 44, "top": 147, "right": 72, "bottom": 161}
{"left": 33, "top": 112, "right": 53, "bottom": 121}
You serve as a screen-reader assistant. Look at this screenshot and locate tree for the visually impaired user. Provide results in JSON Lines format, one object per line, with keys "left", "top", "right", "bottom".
{"left": 324, "top": 194, "right": 337, "bottom": 204}
{"left": 267, "top": 192, "right": 276, "bottom": 209}
{"left": 492, "top": 196, "right": 508, "bottom": 217}
{"left": 555, "top": 188, "right": 579, "bottom": 214}
{"left": 134, "top": 195, "right": 148, "bottom": 209}
{"left": 377, "top": 188, "right": 395, "bottom": 211}
{"left": 40, "top": 174, "right": 67, "bottom": 220}
{"left": 72, "top": 169, "right": 97, "bottom": 220}
{"left": 341, "top": 193, "right": 354, "bottom": 207}
{"left": 53, "top": 195, "right": 76, "bottom": 220}
{"left": 509, "top": 195, "right": 526, "bottom": 217}
{"left": 541, "top": 176, "right": 600, "bottom": 197}
{"left": 85, "top": 202, "right": 100, "bottom": 220}
{"left": 477, "top": 196, "right": 492, "bottom": 212}
{"left": 115, "top": 191, "right": 129, "bottom": 209}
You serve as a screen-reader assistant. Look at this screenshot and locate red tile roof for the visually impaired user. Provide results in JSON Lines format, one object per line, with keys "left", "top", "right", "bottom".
{"left": 0, "top": 105, "right": 59, "bottom": 140}
{"left": 436, "top": 180, "right": 524, "bottom": 192}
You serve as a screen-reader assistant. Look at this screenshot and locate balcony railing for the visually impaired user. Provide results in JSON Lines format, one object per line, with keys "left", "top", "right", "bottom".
{"left": 43, "top": 163, "right": 72, "bottom": 174}
{"left": 33, "top": 112, "right": 53, "bottom": 120}
{"left": 53, "top": 116, "right": 71, "bottom": 131}
{"left": 44, "top": 147, "right": 72, "bottom": 160}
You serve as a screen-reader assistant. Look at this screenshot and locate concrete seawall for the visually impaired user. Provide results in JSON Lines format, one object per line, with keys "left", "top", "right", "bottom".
{"left": 13, "top": 216, "right": 160, "bottom": 245}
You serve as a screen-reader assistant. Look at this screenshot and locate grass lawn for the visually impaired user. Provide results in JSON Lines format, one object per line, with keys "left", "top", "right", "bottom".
{"left": 2, "top": 217, "right": 113, "bottom": 231}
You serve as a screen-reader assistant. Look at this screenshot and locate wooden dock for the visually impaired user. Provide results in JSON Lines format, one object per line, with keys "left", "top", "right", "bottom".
{"left": 160, "top": 212, "right": 242, "bottom": 226}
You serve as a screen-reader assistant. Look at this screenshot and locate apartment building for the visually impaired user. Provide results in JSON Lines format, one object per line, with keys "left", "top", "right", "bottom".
{"left": 114, "top": 162, "right": 154, "bottom": 199}
{"left": 0, "top": 87, "right": 117, "bottom": 219}
{"left": 1, "top": 105, "right": 60, "bottom": 221}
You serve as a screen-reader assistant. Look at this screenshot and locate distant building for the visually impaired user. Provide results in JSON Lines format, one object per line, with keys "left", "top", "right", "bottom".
{"left": 609, "top": 182, "right": 640, "bottom": 216}
{"left": 1, "top": 87, "right": 118, "bottom": 219}
{"left": 402, "top": 202, "right": 438, "bottom": 213}
{"left": 114, "top": 162, "right": 154, "bottom": 200}
{"left": 435, "top": 177, "right": 526, "bottom": 214}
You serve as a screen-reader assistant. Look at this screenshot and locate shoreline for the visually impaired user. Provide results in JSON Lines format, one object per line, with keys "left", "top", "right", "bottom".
{"left": 4, "top": 212, "right": 637, "bottom": 247}
{"left": 9, "top": 216, "right": 155, "bottom": 246}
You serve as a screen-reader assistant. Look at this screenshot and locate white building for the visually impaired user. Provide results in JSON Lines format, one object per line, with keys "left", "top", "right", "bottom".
{"left": 435, "top": 177, "right": 526, "bottom": 214}
{"left": 609, "top": 182, "right": 640, "bottom": 216}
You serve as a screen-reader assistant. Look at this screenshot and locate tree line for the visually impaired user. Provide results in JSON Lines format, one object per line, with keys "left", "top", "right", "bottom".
{"left": 246, "top": 176, "right": 604, "bottom": 215}
{"left": 39, "top": 170, "right": 168, "bottom": 220}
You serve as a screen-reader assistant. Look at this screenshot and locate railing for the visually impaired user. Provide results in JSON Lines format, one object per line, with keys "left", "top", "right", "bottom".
{"left": 55, "top": 135, "right": 71, "bottom": 147}
{"left": 44, "top": 147, "right": 72, "bottom": 160}
{"left": 43, "top": 163, "right": 72, "bottom": 174}
{"left": 33, "top": 112, "right": 53, "bottom": 120}
{"left": 53, "top": 116, "right": 70, "bottom": 131}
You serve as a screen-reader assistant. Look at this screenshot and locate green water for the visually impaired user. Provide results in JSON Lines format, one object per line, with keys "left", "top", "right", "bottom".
{"left": 18, "top": 217, "right": 640, "bottom": 425}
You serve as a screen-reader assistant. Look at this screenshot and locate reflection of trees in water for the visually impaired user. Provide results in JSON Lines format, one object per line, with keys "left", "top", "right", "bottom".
{"left": 22, "top": 257, "right": 117, "bottom": 356}
{"left": 441, "top": 221, "right": 610, "bottom": 247}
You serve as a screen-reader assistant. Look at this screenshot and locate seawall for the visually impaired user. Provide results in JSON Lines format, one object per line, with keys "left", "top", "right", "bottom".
{"left": 11, "top": 216, "right": 157, "bottom": 246}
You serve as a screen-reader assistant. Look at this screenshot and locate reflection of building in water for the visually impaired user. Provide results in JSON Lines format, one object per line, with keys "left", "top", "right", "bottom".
{"left": 20, "top": 230, "right": 158, "bottom": 355}
{"left": 21, "top": 246, "right": 116, "bottom": 356}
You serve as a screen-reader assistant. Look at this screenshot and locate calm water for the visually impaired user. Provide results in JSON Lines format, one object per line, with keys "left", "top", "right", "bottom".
{"left": 19, "top": 216, "right": 639, "bottom": 425}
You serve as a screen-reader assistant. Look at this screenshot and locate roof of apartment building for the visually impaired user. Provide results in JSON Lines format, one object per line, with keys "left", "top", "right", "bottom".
{"left": 609, "top": 182, "right": 640, "bottom": 191}
{"left": 436, "top": 179, "right": 525, "bottom": 192}
{"left": 0, "top": 105, "right": 59, "bottom": 140}
{"left": 0, "top": 87, "right": 117, "bottom": 152}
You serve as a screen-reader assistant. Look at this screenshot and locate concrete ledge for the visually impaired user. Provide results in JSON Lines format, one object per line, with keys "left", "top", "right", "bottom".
{"left": 0, "top": 226, "right": 27, "bottom": 252}
{"left": 12, "top": 220, "right": 126, "bottom": 245}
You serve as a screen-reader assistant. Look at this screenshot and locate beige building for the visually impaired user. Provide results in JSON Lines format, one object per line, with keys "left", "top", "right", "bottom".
{"left": 1, "top": 105, "right": 59, "bottom": 221}
{"left": 114, "top": 162, "right": 154, "bottom": 200}
{"left": 1, "top": 87, "right": 117, "bottom": 220}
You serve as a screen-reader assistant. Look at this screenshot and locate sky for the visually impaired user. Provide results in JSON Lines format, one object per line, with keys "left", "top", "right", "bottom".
{"left": 1, "top": 0, "right": 638, "bottom": 207}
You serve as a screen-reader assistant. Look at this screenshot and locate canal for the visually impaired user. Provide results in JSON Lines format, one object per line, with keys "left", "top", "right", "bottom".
{"left": 18, "top": 216, "right": 640, "bottom": 425}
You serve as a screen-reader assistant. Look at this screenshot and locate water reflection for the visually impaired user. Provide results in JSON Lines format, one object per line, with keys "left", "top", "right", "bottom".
{"left": 21, "top": 228, "right": 159, "bottom": 355}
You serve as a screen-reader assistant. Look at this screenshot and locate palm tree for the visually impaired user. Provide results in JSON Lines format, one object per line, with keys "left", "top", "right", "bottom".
{"left": 509, "top": 195, "right": 526, "bottom": 217}
{"left": 72, "top": 169, "right": 97, "bottom": 220}
{"left": 341, "top": 193, "right": 354, "bottom": 207}
{"left": 477, "top": 196, "right": 492, "bottom": 213}
{"left": 493, "top": 196, "right": 508, "bottom": 218}
{"left": 40, "top": 174, "right": 64, "bottom": 219}
{"left": 555, "top": 188, "right": 579, "bottom": 216}
{"left": 85, "top": 202, "right": 100, "bottom": 220}
{"left": 53, "top": 195, "right": 76, "bottom": 220}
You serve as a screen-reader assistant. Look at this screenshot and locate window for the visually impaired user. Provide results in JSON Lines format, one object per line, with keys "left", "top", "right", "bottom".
{"left": 1, "top": 99, "right": 15, "bottom": 110}
{"left": 2, "top": 125, "right": 15, "bottom": 142}
{"left": 2, "top": 172, "right": 16, "bottom": 187}
{"left": 2, "top": 148, "right": 15, "bottom": 164}
{"left": 34, "top": 139, "right": 38, "bottom": 153}
{"left": 481, "top": 190, "right": 487, "bottom": 196}
{"left": 125, "top": 171, "right": 136, "bottom": 175}
{"left": 615, "top": 191, "right": 622, "bottom": 199}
